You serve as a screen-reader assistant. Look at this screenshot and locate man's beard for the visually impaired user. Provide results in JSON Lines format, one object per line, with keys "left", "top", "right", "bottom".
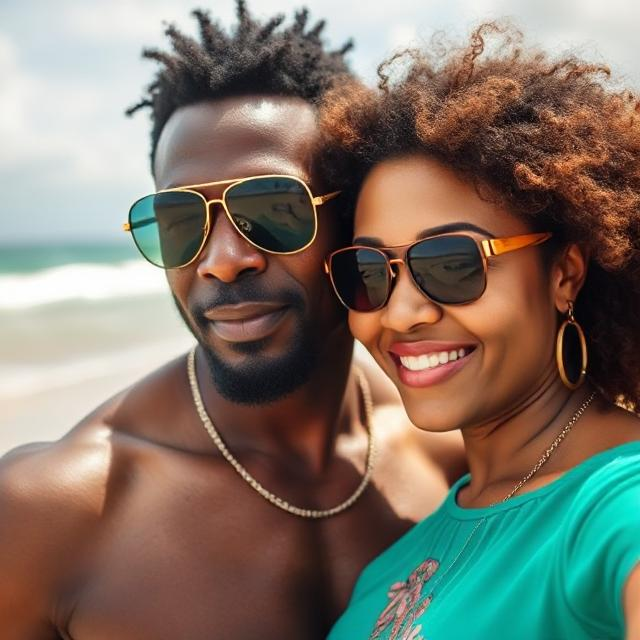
{"left": 172, "top": 284, "right": 319, "bottom": 405}
{"left": 200, "top": 319, "right": 317, "bottom": 404}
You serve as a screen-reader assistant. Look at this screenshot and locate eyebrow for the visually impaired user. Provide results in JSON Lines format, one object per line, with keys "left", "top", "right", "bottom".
{"left": 353, "top": 222, "right": 495, "bottom": 247}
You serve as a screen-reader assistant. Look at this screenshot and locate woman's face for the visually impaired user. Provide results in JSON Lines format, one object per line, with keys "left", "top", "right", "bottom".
{"left": 350, "top": 155, "right": 560, "bottom": 432}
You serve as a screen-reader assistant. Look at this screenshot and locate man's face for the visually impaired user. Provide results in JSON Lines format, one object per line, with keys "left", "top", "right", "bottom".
{"left": 153, "top": 96, "right": 348, "bottom": 404}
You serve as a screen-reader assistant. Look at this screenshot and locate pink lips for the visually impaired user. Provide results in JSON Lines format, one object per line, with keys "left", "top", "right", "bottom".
{"left": 204, "top": 303, "right": 290, "bottom": 343}
{"left": 388, "top": 340, "right": 477, "bottom": 388}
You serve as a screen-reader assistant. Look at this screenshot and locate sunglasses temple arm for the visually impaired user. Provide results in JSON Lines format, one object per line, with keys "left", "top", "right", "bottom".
{"left": 313, "top": 191, "right": 341, "bottom": 206}
{"left": 481, "top": 232, "right": 552, "bottom": 257}
{"left": 122, "top": 217, "right": 157, "bottom": 232}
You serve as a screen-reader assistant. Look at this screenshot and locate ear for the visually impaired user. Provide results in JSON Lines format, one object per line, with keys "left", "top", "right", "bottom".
{"left": 551, "top": 243, "right": 589, "bottom": 313}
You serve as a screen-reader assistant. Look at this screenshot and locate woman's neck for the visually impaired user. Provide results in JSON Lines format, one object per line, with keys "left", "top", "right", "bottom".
{"left": 459, "top": 373, "right": 595, "bottom": 507}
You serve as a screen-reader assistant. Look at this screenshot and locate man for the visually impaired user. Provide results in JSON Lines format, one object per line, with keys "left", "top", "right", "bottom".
{"left": 0, "top": 4, "right": 464, "bottom": 638}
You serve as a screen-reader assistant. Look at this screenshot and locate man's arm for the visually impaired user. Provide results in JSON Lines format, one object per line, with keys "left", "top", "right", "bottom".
{"left": 625, "top": 564, "right": 640, "bottom": 640}
{"left": 0, "top": 430, "right": 110, "bottom": 638}
{"left": 0, "top": 443, "right": 63, "bottom": 638}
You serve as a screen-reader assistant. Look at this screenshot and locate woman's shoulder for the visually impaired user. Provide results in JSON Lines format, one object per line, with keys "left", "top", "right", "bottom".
{"left": 557, "top": 439, "right": 640, "bottom": 631}
{"left": 571, "top": 439, "right": 640, "bottom": 502}
{"left": 559, "top": 439, "right": 640, "bottom": 573}
{"left": 564, "top": 400, "right": 640, "bottom": 501}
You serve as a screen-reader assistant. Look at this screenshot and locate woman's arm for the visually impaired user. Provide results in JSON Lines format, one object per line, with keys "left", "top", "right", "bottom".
{"left": 625, "top": 564, "right": 640, "bottom": 640}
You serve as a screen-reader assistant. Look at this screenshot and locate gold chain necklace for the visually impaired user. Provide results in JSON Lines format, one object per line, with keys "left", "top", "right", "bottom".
{"left": 423, "top": 391, "right": 596, "bottom": 604}
{"left": 187, "top": 346, "right": 376, "bottom": 519}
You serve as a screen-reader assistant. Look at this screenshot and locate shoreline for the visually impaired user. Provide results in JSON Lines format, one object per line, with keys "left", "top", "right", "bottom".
{"left": 0, "top": 335, "right": 193, "bottom": 455}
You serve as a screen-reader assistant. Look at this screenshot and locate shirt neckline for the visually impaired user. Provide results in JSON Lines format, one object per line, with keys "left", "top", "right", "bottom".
{"left": 444, "top": 440, "right": 640, "bottom": 521}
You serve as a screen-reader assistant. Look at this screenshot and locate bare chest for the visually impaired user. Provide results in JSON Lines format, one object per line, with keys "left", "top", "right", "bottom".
{"left": 61, "top": 460, "right": 419, "bottom": 640}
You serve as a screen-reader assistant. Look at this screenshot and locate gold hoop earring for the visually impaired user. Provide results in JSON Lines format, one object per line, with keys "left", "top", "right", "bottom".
{"left": 556, "top": 301, "right": 588, "bottom": 390}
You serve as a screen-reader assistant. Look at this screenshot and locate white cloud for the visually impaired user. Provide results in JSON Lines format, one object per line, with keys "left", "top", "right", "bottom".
{"left": 1, "top": 0, "right": 638, "bottom": 241}
{"left": 64, "top": 0, "right": 211, "bottom": 43}
{"left": 0, "top": 34, "right": 37, "bottom": 154}
{"left": 387, "top": 24, "right": 420, "bottom": 50}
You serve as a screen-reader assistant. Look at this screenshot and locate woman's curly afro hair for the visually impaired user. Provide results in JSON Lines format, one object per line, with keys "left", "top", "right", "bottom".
{"left": 318, "top": 22, "right": 640, "bottom": 411}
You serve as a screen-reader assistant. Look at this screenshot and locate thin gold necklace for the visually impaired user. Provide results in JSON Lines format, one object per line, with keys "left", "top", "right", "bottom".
{"left": 187, "top": 346, "right": 376, "bottom": 519}
{"left": 423, "top": 391, "right": 596, "bottom": 605}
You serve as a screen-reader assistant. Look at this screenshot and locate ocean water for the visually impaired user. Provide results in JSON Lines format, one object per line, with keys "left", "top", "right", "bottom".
{"left": 0, "top": 242, "right": 168, "bottom": 310}
{"left": 0, "top": 242, "right": 138, "bottom": 275}
{"left": 0, "top": 240, "right": 191, "bottom": 403}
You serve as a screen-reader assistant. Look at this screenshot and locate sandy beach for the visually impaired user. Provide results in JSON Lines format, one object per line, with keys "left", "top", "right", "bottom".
{"left": 0, "top": 339, "right": 192, "bottom": 456}
{"left": 0, "top": 291, "right": 193, "bottom": 456}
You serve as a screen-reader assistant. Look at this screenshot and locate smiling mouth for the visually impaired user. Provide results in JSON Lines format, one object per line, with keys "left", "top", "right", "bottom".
{"left": 397, "top": 347, "right": 474, "bottom": 371}
{"left": 387, "top": 343, "right": 477, "bottom": 388}
{"left": 205, "top": 303, "right": 290, "bottom": 343}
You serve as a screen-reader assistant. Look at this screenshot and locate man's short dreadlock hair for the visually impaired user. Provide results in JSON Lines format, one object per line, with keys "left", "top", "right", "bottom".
{"left": 127, "top": 0, "right": 353, "bottom": 170}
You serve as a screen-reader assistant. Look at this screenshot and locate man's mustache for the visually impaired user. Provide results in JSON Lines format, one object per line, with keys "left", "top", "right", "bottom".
{"left": 190, "top": 280, "right": 305, "bottom": 323}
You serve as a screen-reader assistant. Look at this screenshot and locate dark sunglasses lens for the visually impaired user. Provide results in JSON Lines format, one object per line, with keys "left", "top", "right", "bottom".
{"left": 331, "top": 248, "right": 390, "bottom": 311}
{"left": 407, "top": 235, "right": 485, "bottom": 303}
{"left": 129, "top": 192, "right": 206, "bottom": 268}
{"left": 225, "top": 177, "right": 315, "bottom": 253}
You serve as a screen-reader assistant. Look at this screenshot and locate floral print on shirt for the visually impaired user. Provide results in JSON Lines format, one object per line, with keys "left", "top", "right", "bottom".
{"left": 369, "top": 558, "right": 440, "bottom": 640}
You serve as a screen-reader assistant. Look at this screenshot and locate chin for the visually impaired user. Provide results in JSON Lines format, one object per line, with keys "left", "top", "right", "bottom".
{"left": 399, "top": 388, "right": 470, "bottom": 433}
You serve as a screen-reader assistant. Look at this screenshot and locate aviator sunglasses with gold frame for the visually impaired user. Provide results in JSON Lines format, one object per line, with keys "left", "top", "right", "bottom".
{"left": 124, "top": 174, "right": 340, "bottom": 269}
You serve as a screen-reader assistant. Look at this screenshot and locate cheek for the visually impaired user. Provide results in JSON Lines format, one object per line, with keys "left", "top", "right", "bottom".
{"left": 292, "top": 218, "right": 349, "bottom": 312}
{"left": 165, "top": 269, "right": 192, "bottom": 307}
{"left": 473, "top": 261, "right": 556, "bottom": 382}
{"left": 287, "top": 246, "right": 331, "bottom": 299}
{"left": 284, "top": 250, "right": 347, "bottom": 330}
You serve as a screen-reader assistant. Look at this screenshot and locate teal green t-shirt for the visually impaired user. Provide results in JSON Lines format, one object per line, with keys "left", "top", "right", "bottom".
{"left": 329, "top": 442, "right": 640, "bottom": 640}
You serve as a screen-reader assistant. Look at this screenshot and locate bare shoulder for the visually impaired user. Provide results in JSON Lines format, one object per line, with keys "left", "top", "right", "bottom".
{"left": 0, "top": 351, "right": 192, "bottom": 538}
{"left": 580, "top": 398, "right": 640, "bottom": 454}
{"left": 605, "top": 400, "right": 640, "bottom": 434}
{"left": 0, "top": 409, "right": 118, "bottom": 635}
{"left": 0, "top": 354, "right": 190, "bottom": 634}
{"left": 0, "top": 420, "right": 114, "bottom": 520}
{"left": 0, "top": 353, "right": 187, "bottom": 538}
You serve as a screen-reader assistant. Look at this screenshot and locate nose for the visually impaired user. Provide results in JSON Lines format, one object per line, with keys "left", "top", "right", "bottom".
{"left": 195, "top": 205, "right": 267, "bottom": 282}
{"left": 379, "top": 266, "right": 443, "bottom": 332}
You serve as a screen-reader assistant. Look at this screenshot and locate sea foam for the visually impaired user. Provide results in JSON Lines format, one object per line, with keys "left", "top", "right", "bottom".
{"left": 0, "top": 260, "right": 167, "bottom": 310}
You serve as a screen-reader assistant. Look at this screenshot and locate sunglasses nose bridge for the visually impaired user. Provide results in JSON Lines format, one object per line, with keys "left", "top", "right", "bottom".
{"left": 380, "top": 256, "right": 444, "bottom": 328}
{"left": 194, "top": 205, "right": 268, "bottom": 282}
{"left": 388, "top": 257, "right": 406, "bottom": 280}
{"left": 380, "top": 257, "right": 405, "bottom": 307}
{"left": 203, "top": 196, "right": 225, "bottom": 215}
{"left": 202, "top": 196, "right": 231, "bottom": 236}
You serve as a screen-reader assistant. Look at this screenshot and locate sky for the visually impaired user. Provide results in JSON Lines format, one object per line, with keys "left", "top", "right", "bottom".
{"left": 1, "top": 0, "right": 638, "bottom": 244}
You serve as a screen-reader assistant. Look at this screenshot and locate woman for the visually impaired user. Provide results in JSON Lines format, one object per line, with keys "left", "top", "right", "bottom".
{"left": 319, "top": 23, "right": 640, "bottom": 639}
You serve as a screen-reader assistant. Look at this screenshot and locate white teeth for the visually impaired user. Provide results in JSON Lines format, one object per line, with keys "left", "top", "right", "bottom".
{"left": 399, "top": 348, "right": 470, "bottom": 371}
{"left": 398, "top": 355, "right": 426, "bottom": 371}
